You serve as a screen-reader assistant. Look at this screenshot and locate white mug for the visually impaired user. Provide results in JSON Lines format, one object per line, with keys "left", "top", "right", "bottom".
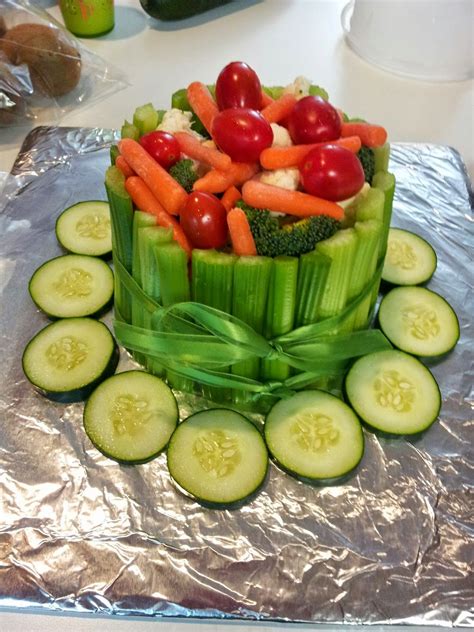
{"left": 341, "top": 0, "right": 473, "bottom": 82}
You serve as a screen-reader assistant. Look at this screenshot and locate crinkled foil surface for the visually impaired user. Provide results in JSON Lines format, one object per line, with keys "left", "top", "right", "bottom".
{"left": 0, "top": 127, "right": 473, "bottom": 625}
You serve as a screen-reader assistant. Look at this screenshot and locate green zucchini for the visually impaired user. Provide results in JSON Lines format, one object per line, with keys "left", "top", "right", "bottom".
{"left": 139, "top": 0, "right": 231, "bottom": 21}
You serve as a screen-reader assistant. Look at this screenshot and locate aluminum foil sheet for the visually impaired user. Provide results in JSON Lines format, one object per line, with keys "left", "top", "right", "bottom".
{"left": 0, "top": 127, "right": 473, "bottom": 625}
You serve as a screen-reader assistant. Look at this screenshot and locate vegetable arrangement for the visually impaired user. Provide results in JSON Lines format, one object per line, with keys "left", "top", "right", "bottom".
{"left": 20, "top": 61, "right": 460, "bottom": 508}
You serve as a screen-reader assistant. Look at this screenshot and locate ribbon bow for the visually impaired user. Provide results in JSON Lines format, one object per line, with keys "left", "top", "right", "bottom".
{"left": 112, "top": 258, "right": 391, "bottom": 401}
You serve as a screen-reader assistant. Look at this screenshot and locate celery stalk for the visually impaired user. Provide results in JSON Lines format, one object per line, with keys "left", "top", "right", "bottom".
{"left": 132, "top": 225, "right": 173, "bottom": 375}
{"left": 348, "top": 220, "right": 383, "bottom": 330}
{"left": 192, "top": 249, "right": 237, "bottom": 401}
{"left": 372, "top": 171, "right": 396, "bottom": 260}
{"left": 316, "top": 228, "right": 358, "bottom": 321}
{"left": 155, "top": 242, "right": 192, "bottom": 391}
{"left": 138, "top": 226, "right": 173, "bottom": 303}
{"left": 155, "top": 243, "right": 190, "bottom": 307}
{"left": 232, "top": 256, "right": 273, "bottom": 404}
{"left": 132, "top": 211, "right": 157, "bottom": 287}
{"left": 192, "top": 249, "right": 237, "bottom": 312}
{"left": 109, "top": 144, "right": 120, "bottom": 166}
{"left": 261, "top": 256, "right": 298, "bottom": 382}
{"left": 133, "top": 103, "right": 159, "bottom": 136}
{"left": 131, "top": 212, "right": 157, "bottom": 365}
{"left": 121, "top": 120, "right": 139, "bottom": 141}
{"left": 354, "top": 187, "right": 384, "bottom": 223}
{"left": 105, "top": 166, "right": 134, "bottom": 323}
{"left": 373, "top": 143, "right": 391, "bottom": 173}
{"left": 295, "top": 250, "right": 331, "bottom": 327}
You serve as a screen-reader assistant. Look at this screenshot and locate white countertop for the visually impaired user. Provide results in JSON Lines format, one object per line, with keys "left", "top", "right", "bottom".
{"left": 0, "top": 1, "right": 472, "bottom": 630}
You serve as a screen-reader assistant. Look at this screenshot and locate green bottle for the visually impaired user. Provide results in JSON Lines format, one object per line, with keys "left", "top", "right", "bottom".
{"left": 59, "top": 0, "right": 114, "bottom": 37}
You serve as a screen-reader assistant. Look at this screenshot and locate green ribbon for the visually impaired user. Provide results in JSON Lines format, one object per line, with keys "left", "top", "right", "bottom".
{"left": 113, "top": 258, "right": 391, "bottom": 397}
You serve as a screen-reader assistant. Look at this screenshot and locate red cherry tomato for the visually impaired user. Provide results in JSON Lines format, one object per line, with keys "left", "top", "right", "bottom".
{"left": 180, "top": 192, "right": 228, "bottom": 249}
{"left": 299, "top": 144, "right": 365, "bottom": 201}
{"left": 288, "top": 96, "right": 341, "bottom": 144}
{"left": 139, "top": 131, "right": 180, "bottom": 170}
{"left": 215, "top": 61, "right": 262, "bottom": 110}
{"left": 212, "top": 108, "right": 273, "bottom": 163}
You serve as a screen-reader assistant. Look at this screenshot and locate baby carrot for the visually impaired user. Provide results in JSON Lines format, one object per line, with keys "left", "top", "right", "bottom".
{"left": 118, "top": 138, "right": 188, "bottom": 216}
{"left": 260, "top": 90, "right": 274, "bottom": 108}
{"left": 174, "top": 131, "right": 231, "bottom": 171}
{"left": 115, "top": 155, "right": 135, "bottom": 178}
{"left": 125, "top": 176, "right": 191, "bottom": 256}
{"left": 341, "top": 122, "right": 387, "bottom": 147}
{"left": 186, "top": 81, "right": 219, "bottom": 135}
{"left": 221, "top": 185, "right": 242, "bottom": 212}
{"left": 227, "top": 207, "right": 257, "bottom": 256}
{"left": 242, "top": 180, "right": 344, "bottom": 221}
{"left": 260, "top": 136, "right": 362, "bottom": 169}
{"left": 260, "top": 93, "right": 297, "bottom": 124}
{"left": 193, "top": 162, "right": 259, "bottom": 194}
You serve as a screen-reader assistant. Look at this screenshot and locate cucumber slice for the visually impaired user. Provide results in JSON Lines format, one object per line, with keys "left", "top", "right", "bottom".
{"left": 84, "top": 371, "right": 178, "bottom": 464}
{"left": 345, "top": 349, "right": 441, "bottom": 436}
{"left": 378, "top": 286, "right": 459, "bottom": 357}
{"left": 264, "top": 390, "right": 364, "bottom": 483}
{"left": 22, "top": 318, "right": 119, "bottom": 403}
{"left": 382, "top": 228, "right": 437, "bottom": 286}
{"left": 29, "top": 255, "right": 114, "bottom": 319}
{"left": 55, "top": 201, "right": 112, "bottom": 257}
{"left": 167, "top": 409, "right": 268, "bottom": 506}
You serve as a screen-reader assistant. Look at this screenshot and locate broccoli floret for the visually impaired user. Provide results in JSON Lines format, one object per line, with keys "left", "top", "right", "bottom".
{"left": 237, "top": 201, "right": 340, "bottom": 257}
{"left": 169, "top": 159, "right": 198, "bottom": 193}
{"left": 357, "top": 146, "right": 375, "bottom": 184}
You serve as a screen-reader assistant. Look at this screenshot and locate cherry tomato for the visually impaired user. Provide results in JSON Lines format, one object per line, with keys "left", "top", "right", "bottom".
{"left": 180, "top": 192, "right": 228, "bottom": 249}
{"left": 215, "top": 61, "right": 262, "bottom": 110}
{"left": 299, "top": 144, "right": 365, "bottom": 201}
{"left": 287, "top": 96, "right": 341, "bottom": 144}
{"left": 139, "top": 131, "right": 180, "bottom": 170}
{"left": 212, "top": 108, "right": 273, "bottom": 163}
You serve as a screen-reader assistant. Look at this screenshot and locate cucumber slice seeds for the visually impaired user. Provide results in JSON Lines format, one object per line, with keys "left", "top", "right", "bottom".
{"left": 22, "top": 318, "right": 119, "bottom": 403}
{"left": 56, "top": 201, "right": 112, "bottom": 257}
{"left": 382, "top": 228, "right": 437, "bottom": 286}
{"left": 84, "top": 371, "right": 178, "bottom": 463}
{"left": 265, "top": 390, "right": 364, "bottom": 483}
{"left": 167, "top": 409, "right": 268, "bottom": 506}
{"left": 29, "top": 254, "right": 114, "bottom": 319}
{"left": 378, "top": 286, "right": 459, "bottom": 357}
{"left": 345, "top": 349, "right": 441, "bottom": 436}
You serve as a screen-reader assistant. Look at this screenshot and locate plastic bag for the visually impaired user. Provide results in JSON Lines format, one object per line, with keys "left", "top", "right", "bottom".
{"left": 0, "top": 0, "right": 129, "bottom": 128}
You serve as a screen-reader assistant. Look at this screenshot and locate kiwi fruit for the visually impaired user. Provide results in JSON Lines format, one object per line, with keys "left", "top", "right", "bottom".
{"left": 0, "top": 23, "right": 81, "bottom": 97}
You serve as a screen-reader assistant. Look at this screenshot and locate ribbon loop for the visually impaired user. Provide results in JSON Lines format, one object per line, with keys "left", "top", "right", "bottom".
{"left": 112, "top": 253, "right": 389, "bottom": 401}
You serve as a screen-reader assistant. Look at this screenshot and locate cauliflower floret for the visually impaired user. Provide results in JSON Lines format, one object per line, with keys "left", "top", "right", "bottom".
{"left": 271, "top": 123, "right": 292, "bottom": 147}
{"left": 260, "top": 168, "right": 300, "bottom": 191}
{"left": 283, "top": 76, "right": 312, "bottom": 100}
{"left": 157, "top": 108, "right": 202, "bottom": 138}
